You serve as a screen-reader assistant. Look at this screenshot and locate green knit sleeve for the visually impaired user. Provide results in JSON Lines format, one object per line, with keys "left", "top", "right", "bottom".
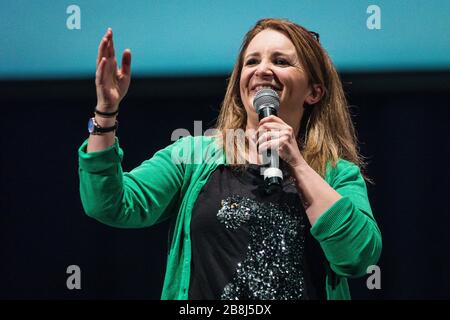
{"left": 310, "top": 160, "right": 382, "bottom": 277}
{"left": 78, "top": 136, "right": 191, "bottom": 228}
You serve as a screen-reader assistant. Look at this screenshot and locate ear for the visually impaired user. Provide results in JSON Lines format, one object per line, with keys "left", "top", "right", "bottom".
{"left": 305, "top": 84, "right": 324, "bottom": 105}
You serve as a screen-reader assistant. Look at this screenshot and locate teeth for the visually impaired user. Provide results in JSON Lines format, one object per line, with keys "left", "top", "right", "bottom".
{"left": 255, "top": 85, "right": 279, "bottom": 91}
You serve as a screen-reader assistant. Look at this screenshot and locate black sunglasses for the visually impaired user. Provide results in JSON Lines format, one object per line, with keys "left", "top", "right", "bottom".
{"left": 309, "top": 31, "right": 320, "bottom": 42}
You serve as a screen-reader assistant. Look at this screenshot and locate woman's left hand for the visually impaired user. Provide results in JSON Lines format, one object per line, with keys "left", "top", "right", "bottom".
{"left": 255, "top": 115, "right": 306, "bottom": 170}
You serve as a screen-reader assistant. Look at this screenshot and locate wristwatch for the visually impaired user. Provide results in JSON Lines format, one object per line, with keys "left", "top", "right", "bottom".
{"left": 88, "top": 117, "right": 118, "bottom": 135}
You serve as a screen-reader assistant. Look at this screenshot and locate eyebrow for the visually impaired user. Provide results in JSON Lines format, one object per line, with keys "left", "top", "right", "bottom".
{"left": 244, "top": 51, "right": 294, "bottom": 60}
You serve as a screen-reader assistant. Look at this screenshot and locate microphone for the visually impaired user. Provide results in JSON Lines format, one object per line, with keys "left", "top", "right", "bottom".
{"left": 253, "top": 88, "right": 283, "bottom": 194}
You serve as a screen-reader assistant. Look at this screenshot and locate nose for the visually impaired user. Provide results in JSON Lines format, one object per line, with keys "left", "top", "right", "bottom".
{"left": 255, "top": 59, "right": 273, "bottom": 78}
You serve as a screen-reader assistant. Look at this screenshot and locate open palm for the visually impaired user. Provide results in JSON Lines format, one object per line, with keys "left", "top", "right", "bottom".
{"left": 95, "top": 28, "right": 131, "bottom": 111}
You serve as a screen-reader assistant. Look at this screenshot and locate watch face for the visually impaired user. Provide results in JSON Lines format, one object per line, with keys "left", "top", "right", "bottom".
{"left": 88, "top": 118, "right": 95, "bottom": 133}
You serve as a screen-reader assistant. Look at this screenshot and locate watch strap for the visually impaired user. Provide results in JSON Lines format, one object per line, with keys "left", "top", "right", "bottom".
{"left": 90, "top": 117, "right": 118, "bottom": 134}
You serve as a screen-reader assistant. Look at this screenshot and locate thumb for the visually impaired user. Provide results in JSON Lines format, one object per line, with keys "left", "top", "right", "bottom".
{"left": 121, "top": 49, "right": 132, "bottom": 76}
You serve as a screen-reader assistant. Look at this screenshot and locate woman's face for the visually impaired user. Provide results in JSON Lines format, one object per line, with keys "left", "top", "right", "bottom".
{"left": 239, "top": 29, "right": 311, "bottom": 133}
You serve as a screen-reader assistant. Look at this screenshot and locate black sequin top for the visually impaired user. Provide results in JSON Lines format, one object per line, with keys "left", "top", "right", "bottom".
{"left": 188, "top": 164, "right": 327, "bottom": 300}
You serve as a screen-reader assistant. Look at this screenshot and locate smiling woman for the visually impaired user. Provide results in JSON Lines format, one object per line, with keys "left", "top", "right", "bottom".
{"left": 78, "top": 18, "right": 382, "bottom": 300}
{"left": 240, "top": 29, "right": 311, "bottom": 137}
{"left": 216, "top": 19, "right": 361, "bottom": 178}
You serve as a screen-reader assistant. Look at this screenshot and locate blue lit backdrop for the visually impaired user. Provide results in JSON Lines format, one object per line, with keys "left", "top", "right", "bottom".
{"left": 1, "top": 0, "right": 449, "bottom": 79}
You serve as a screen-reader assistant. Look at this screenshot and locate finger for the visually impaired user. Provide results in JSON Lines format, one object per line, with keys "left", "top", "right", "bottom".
{"left": 97, "top": 28, "right": 112, "bottom": 64}
{"left": 257, "top": 131, "right": 281, "bottom": 146}
{"left": 258, "top": 123, "right": 287, "bottom": 135}
{"left": 259, "top": 115, "right": 283, "bottom": 125}
{"left": 258, "top": 140, "right": 281, "bottom": 154}
{"left": 260, "top": 135, "right": 289, "bottom": 152}
{"left": 120, "top": 49, "right": 132, "bottom": 76}
{"left": 96, "top": 57, "right": 107, "bottom": 85}
{"left": 96, "top": 36, "right": 108, "bottom": 68}
{"left": 257, "top": 123, "right": 283, "bottom": 136}
{"left": 107, "top": 28, "right": 115, "bottom": 58}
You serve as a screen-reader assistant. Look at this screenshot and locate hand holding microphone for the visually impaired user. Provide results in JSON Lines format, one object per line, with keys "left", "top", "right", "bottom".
{"left": 253, "top": 88, "right": 283, "bottom": 194}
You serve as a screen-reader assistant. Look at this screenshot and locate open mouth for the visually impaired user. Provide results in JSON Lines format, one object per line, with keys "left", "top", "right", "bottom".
{"left": 251, "top": 85, "right": 282, "bottom": 97}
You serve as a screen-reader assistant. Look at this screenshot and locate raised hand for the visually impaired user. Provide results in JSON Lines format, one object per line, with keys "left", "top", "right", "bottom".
{"left": 95, "top": 28, "right": 131, "bottom": 111}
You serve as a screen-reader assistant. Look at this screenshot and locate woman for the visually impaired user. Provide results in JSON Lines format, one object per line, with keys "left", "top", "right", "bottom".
{"left": 79, "top": 18, "right": 382, "bottom": 300}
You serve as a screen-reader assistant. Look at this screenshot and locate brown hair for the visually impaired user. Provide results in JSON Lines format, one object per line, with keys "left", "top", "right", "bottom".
{"left": 214, "top": 18, "right": 367, "bottom": 178}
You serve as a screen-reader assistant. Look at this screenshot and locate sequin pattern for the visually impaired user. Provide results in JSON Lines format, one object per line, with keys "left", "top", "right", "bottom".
{"left": 217, "top": 195, "right": 306, "bottom": 300}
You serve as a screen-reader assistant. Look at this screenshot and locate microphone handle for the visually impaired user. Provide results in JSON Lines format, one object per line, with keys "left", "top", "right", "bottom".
{"left": 258, "top": 106, "right": 277, "bottom": 121}
{"left": 258, "top": 105, "right": 278, "bottom": 160}
{"left": 257, "top": 104, "right": 282, "bottom": 194}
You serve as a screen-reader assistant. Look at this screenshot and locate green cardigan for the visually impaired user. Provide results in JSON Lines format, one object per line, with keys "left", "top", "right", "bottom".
{"left": 78, "top": 135, "right": 382, "bottom": 300}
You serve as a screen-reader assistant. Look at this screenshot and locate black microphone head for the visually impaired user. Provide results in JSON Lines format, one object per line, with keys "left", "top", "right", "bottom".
{"left": 253, "top": 88, "right": 280, "bottom": 115}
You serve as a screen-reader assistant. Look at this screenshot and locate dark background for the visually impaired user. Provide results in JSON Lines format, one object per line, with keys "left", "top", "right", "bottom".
{"left": 0, "top": 71, "right": 449, "bottom": 299}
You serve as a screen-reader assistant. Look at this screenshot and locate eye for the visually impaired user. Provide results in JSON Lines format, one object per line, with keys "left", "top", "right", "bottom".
{"left": 245, "top": 58, "right": 258, "bottom": 66}
{"left": 275, "top": 58, "right": 289, "bottom": 65}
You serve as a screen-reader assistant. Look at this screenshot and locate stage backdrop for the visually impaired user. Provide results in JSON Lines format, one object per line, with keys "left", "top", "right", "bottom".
{"left": 0, "top": 0, "right": 449, "bottom": 79}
